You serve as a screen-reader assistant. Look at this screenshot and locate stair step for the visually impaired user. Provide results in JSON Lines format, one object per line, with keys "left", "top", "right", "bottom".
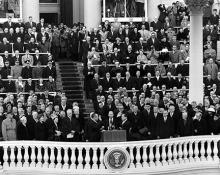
{"left": 61, "top": 74, "right": 79, "bottom": 78}
{"left": 62, "top": 77, "right": 83, "bottom": 81}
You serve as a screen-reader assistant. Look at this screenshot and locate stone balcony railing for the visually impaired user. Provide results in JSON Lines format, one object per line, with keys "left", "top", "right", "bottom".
{"left": 0, "top": 135, "right": 220, "bottom": 175}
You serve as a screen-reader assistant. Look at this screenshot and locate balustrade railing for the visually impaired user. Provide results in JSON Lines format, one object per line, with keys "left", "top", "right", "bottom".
{"left": 0, "top": 135, "right": 219, "bottom": 174}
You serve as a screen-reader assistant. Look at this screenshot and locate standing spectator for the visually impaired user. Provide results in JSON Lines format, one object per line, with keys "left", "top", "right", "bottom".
{"left": 17, "top": 116, "right": 29, "bottom": 140}
{"left": 35, "top": 114, "right": 47, "bottom": 141}
{"left": 2, "top": 113, "right": 17, "bottom": 141}
{"left": 156, "top": 109, "right": 174, "bottom": 139}
{"left": 84, "top": 112, "right": 103, "bottom": 142}
{"left": 204, "top": 58, "right": 218, "bottom": 80}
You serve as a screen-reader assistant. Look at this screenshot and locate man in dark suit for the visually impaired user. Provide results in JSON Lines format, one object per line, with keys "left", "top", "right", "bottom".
{"left": 120, "top": 113, "right": 131, "bottom": 141}
{"left": 124, "top": 71, "right": 134, "bottom": 90}
{"left": 146, "top": 32, "right": 161, "bottom": 51}
{"left": 13, "top": 37, "right": 24, "bottom": 53}
{"left": 43, "top": 60, "right": 57, "bottom": 79}
{"left": 21, "top": 61, "right": 32, "bottom": 79}
{"left": 100, "top": 72, "right": 113, "bottom": 91}
{"left": 123, "top": 45, "right": 136, "bottom": 64}
{"left": 98, "top": 60, "right": 110, "bottom": 78}
{"left": 3, "top": 16, "right": 15, "bottom": 30}
{"left": 112, "top": 72, "right": 125, "bottom": 90}
{"left": 193, "top": 110, "right": 207, "bottom": 135}
{"left": 36, "top": 18, "right": 47, "bottom": 33}
{"left": 33, "top": 49, "right": 44, "bottom": 65}
{"left": 59, "top": 96, "right": 71, "bottom": 113}
{"left": 24, "top": 28, "right": 35, "bottom": 43}
{"left": 36, "top": 27, "right": 50, "bottom": 43}
{"left": 84, "top": 112, "right": 103, "bottom": 142}
{"left": 177, "top": 111, "right": 194, "bottom": 137}
{"left": 103, "top": 111, "right": 117, "bottom": 130}
{"left": 4, "top": 75, "right": 16, "bottom": 92}
{"left": 164, "top": 72, "right": 175, "bottom": 90}
{"left": 107, "top": 26, "right": 117, "bottom": 42}
{"left": 25, "top": 16, "right": 37, "bottom": 31}
{"left": 148, "top": 106, "right": 161, "bottom": 139}
{"left": 128, "top": 105, "right": 143, "bottom": 141}
{"left": 176, "top": 59, "right": 189, "bottom": 76}
{"left": 156, "top": 109, "right": 175, "bottom": 139}
{"left": 152, "top": 70, "right": 163, "bottom": 89}
{"left": 61, "top": 109, "right": 82, "bottom": 142}
{"left": 110, "top": 47, "right": 122, "bottom": 64}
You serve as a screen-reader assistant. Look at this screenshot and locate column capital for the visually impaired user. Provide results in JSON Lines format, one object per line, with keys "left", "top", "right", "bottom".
{"left": 184, "top": 0, "right": 208, "bottom": 11}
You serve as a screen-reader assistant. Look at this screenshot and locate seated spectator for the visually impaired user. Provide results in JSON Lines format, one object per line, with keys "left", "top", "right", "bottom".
{"left": 87, "top": 47, "right": 100, "bottom": 65}
{"left": 46, "top": 76, "right": 56, "bottom": 92}
{"left": 166, "top": 61, "right": 176, "bottom": 75}
{"left": 11, "top": 60, "right": 22, "bottom": 79}
{"left": 146, "top": 32, "right": 161, "bottom": 51}
{"left": 176, "top": 59, "right": 189, "bottom": 76}
{"left": 169, "top": 45, "right": 182, "bottom": 63}
{"left": 4, "top": 75, "right": 16, "bottom": 92}
{"left": 22, "top": 49, "right": 34, "bottom": 66}
{"left": 1, "top": 60, "right": 11, "bottom": 79}
{"left": 155, "top": 61, "right": 166, "bottom": 76}
{"left": 204, "top": 58, "right": 218, "bottom": 80}
{"left": 26, "top": 37, "right": 38, "bottom": 53}
{"left": 25, "top": 78, "right": 35, "bottom": 92}
{"left": 21, "top": 60, "right": 32, "bottom": 79}
{"left": 204, "top": 43, "right": 216, "bottom": 62}
{"left": 15, "top": 76, "right": 25, "bottom": 93}
{"left": 43, "top": 60, "right": 56, "bottom": 80}
{"left": 14, "top": 37, "right": 24, "bottom": 53}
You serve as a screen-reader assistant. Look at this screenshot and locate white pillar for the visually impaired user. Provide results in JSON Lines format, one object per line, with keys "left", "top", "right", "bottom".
{"left": 189, "top": 9, "right": 204, "bottom": 104}
{"left": 147, "top": 0, "right": 161, "bottom": 22}
{"left": 84, "top": 0, "right": 101, "bottom": 30}
{"left": 23, "top": 0, "right": 39, "bottom": 23}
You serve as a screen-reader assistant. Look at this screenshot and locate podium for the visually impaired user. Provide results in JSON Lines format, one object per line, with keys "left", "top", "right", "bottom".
{"left": 101, "top": 130, "right": 127, "bottom": 142}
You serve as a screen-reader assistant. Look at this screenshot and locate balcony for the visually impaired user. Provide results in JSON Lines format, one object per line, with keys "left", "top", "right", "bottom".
{"left": 0, "top": 135, "right": 220, "bottom": 175}
{"left": 102, "top": 0, "right": 148, "bottom": 22}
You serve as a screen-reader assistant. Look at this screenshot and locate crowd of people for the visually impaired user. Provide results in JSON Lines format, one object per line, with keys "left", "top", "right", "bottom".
{"left": 0, "top": 1, "right": 220, "bottom": 143}
{"left": 80, "top": 1, "right": 220, "bottom": 142}
{"left": 0, "top": 15, "right": 63, "bottom": 142}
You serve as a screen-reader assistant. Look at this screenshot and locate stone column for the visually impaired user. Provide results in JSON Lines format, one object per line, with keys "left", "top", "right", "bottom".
{"left": 185, "top": 0, "right": 207, "bottom": 104}
{"left": 84, "top": 0, "right": 101, "bottom": 30}
{"left": 22, "top": 0, "right": 39, "bottom": 22}
{"left": 147, "top": 0, "right": 160, "bottom": 21}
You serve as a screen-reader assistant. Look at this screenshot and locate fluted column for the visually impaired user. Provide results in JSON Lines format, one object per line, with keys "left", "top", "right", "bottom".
{"left": 185, "top": 0, "right": 207, "bottom": 104}
{"left": 22, "top": 0, "right": 39, "bottom": 22}
{"left": 84, "top": 0, "right": 101, "bottom": 30}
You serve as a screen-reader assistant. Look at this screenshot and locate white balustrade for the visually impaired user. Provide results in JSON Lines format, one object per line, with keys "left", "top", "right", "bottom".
{"left": 188, "top": 141, "right": 194, "bottom": 162}
{"left": 135, "top": 146, "right": 142, "bottom": 168}
{"left": 161, "top": 144, "right": 167, "bottom": 166}
{"left": 129, "top": 146, "right": 135, "bottom": 168}
{"left": 142, "top": 146, "right": 148, "bottom": 167}
{"left": 70, "top": 147, "right": 76, "bottom": 170}
{"left": 0, "top": 136, "right": 219, "bottom": 174}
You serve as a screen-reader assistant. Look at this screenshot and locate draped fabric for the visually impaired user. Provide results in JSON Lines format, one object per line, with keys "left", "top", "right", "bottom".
{"left": 127, "top": 0, "right": 137, "bottom": 17}
{"left": 60, "top": 0, "right": 73, "bottom": 26}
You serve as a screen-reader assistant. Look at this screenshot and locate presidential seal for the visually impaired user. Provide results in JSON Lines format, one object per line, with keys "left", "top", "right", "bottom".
{"left": 104, "top": 147, "right": 130, "bottom": 172}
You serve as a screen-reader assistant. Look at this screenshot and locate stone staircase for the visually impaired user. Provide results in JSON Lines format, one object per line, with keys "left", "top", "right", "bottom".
{"left": 58, "top": 61, "right": 94, "bottom": 117}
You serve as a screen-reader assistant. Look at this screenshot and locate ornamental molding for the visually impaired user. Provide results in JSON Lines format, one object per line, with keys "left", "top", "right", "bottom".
{"left": 184, "top": 0, "right": 209, "bottom": 11}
